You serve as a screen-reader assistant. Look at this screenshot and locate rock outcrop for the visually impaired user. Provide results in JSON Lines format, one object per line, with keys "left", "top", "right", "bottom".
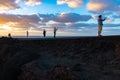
{"left": 0, "top": 36, "right": 120, "bottom": 80}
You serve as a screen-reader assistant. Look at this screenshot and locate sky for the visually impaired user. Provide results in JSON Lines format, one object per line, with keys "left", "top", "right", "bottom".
{"left": 0, "top": 0, "right": 120, "bottom": 37}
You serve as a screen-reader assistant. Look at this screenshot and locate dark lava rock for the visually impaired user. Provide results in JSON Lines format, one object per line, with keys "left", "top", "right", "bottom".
{"left": 0, "top": 50, "right": 39, "bottom": 80}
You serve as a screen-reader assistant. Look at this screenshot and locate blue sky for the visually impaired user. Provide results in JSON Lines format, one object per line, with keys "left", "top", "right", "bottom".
{"left": 0, "top": 0, "right": 120, "bottom": 37}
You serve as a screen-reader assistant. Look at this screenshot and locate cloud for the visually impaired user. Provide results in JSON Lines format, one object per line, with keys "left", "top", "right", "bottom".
{"left": 104, "top": 24, "right": 120, "bottom": 27}
{"left": 0, "top": 13, "right": 119, "bottom": 34}
{"left": 63, "top": 21, "right": 120, "bottom": 29}
{"left": 38, "top": 13, "right": 92, "bottom": 23}
{"left": 66, "top": 23, "right": 96, "bottom": 28}
{"left": 0, "top": 13, "right": 40, "bottom": 30}
{"left": 0, "top": 0, "right": 43, "bottom": 11}
{"left": 24, "top": 0, "right": 42, "bottom": 6}
{"left": 117, "top": 8, "right": 120, "bottom": 14}
{"left": 105, "top": 18, "right": 114, "bottom": 23}
{"left": 87, "top": 0, "right": 120, "bottom": 14}
{"left": 57, "top": 0, "right": 83, "bottom": 8}
{"left": 0, "top": 12, "right": 92, "bottom": 31}
{"left": 113, "top": 15, "right": 120, "bottom": 19}
{"left": 87, "top": 2, "right": 107, "bottom": 12}
{"left": 63, "top": 22, "right": 120, "bottom": 34}
{"left": 55, "top": 13, "right": 91, "bottom": 22}
{"left": 0, "top": 0, "right": 20, "bottom": 10}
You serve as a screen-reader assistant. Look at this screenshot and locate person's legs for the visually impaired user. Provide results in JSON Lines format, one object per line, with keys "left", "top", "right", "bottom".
{"left": 54, "top": 32, "right": 56, "bottom": 38}
{"left": 98, "top": 25, "right": 102, "bottom": 37}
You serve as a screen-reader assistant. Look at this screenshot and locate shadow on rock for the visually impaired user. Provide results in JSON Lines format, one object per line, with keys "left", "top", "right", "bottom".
{"left": 0, "top": 50, "right": 39, "bottom": 80}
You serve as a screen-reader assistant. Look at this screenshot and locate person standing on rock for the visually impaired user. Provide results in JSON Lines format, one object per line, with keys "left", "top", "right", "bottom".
{"left": 98, "top": 15, "right": 106, "bottom": 37}
{"left": 54, "top": 27, "right": 58, "bottom": 38}
{"left": 8, "top": 33, "right": 12, "bottom": 38}
{"left": 43, "top": 29, "right": 46, "bottom": 37}
{"left": 26, "top": 31, "right": 29, "bottom": 38}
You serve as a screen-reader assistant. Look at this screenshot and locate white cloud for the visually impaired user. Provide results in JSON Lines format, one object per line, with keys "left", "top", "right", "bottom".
{"left": 57, "top": 0, "right": 83, "bottom": 8}
{"left": 0, "top": 0, "right": 20, "bottom": 10}
{"left": 105, "top": 18, "right": 114, "bottom": 23}
{"left": 87, "top": 0, "right": 120, "bottom": 14}
{"left": 39, "top": 13, "right": 92, "bottom": 23}
{"left": 0, "top": 0, "right": 43, "bottom": 11}
{"left": 24, "top": 0, "right": 42, "bottom": 6}
{"left": 117, "top": 7, "right": 120, "bottom": 14}
{"left": 0, "top": 13, "right": 40, "bottom": 30}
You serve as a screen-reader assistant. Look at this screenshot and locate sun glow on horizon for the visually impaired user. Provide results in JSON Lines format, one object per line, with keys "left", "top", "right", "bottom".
{"left": 2, "top": 25, "right": 12, "bottom": 30}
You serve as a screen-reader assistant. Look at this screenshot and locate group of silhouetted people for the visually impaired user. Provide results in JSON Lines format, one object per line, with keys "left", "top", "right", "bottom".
{"left": 26, "top": 27, "right": 58, "bottom": 38}
{"left": 42, "top": 15, "right": 106, "bottom": 37}
{"left": 43, "top": 27, "right": 58, "bottom": 38}
{"left": 25, "top": 15, "right": 106, "bottom": 38}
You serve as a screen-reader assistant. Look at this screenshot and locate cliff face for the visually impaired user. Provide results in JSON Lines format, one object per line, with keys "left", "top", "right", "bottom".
{"left": 0, "top": 36, "right": 120, "bottom": 80}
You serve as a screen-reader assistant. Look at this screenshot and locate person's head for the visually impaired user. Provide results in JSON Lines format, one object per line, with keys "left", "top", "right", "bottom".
{"left": 98, "top": 15, "right": 102, "bottom": 18}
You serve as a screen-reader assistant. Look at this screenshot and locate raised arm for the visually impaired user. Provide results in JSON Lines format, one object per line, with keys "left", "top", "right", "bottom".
{"left": 102, "top": 18, "right": 106, "bottom": 21}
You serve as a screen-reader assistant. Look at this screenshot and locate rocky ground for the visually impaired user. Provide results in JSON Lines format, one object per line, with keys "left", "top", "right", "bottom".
{"left": 0, "top": 36, "right": 120, "bottom": 80}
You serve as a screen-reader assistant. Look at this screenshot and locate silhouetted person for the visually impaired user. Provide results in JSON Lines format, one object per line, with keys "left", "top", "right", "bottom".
{"left": 26, "top": 31, "right": 29, "bottom": 38}
{"left": 8, "top": 33, "right": 11, "bottom": 38}
{"left": 54, "top": 27, "right": 58, "bottom": 38}
{"left": 43, "top": 29, "right": 46, "bottom": 37}
{"left": 98, "top": 15, "right": 106, "bottom": 37}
